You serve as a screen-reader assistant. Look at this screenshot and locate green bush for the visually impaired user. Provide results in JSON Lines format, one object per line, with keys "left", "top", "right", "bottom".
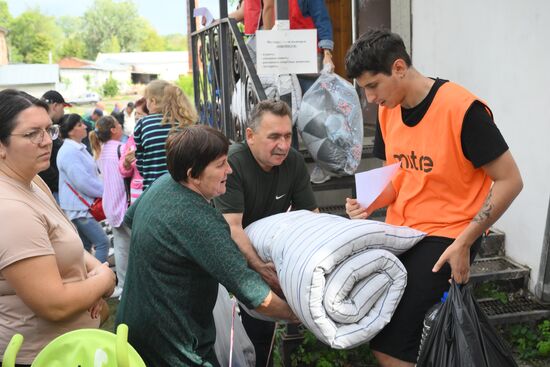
{"left": 176, "top": 74, "right": 194, "bottom": 99}
{"left": 506, "top": 320, "right": 550, "bottom": 361}
{"left": 280, "top": 329, "right": 376, "bottom": 367}
{"left": 102, "top": 76, "right": 119, "bottom": 98}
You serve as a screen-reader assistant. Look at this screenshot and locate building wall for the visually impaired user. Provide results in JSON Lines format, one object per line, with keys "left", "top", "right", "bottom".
{"left": 59, "top": 68, "right": 132, "bottom": 99}
{"left": 1, "top": 83, "right": 57, "bottom": 98}
{"left": 411, "top": 0, "right": 550, "bottom": 291}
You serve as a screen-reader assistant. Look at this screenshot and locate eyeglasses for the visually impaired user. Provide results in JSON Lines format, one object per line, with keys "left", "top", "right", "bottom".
{"left": 10, "top": 125, "right": 60, "bottom": 144}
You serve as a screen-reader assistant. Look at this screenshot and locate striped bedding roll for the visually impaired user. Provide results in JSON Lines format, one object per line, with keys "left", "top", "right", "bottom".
{"left": 244, "top": 210, "right": 425, "bottom": 349}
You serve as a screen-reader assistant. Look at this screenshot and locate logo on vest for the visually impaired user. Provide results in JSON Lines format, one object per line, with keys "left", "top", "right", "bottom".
{"left": 393, "top": 151, "right": 433, "bottom": 173}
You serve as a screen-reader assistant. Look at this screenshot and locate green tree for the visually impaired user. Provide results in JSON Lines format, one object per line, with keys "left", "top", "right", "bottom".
{"left": 103, "top": 35, "right": 121, "bottom": 53}
{"left": 59, "top": 36, "right": 86, "bottom": 59}
{"left": 82, "top": 0, "right": 142, "bottom": 59}
{"left": 0, "top": 0, "right": 12, "bottom": 28}
{"left": 57, "top": 16, "right": 86, "bottom": 59}
{"left": 57, "top": 15, "right": 84, "bottom": 37}
{"left": 139, "top": 21, "right": 166, "bottom": 51}
{"left": 9, "top": 9, "right": 62, "bottom": 63}
{"left": 164, "top": 34, "right": 187, "bottom": 51}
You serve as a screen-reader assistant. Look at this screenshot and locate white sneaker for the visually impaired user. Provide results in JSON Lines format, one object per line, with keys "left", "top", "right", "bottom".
{"left": 310, "top": 164, "right": 331, "bottom": 184}
{"left": 110, "top": 286, "right": 123, "bottom": 299}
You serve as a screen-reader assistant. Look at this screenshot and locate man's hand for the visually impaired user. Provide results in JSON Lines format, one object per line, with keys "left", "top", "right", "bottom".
{"left": 345, "top": 198, "right": 369, "bottom": 219}
{"left": 257, "top": 261, "right": 284, "bottom": 298}
{"left": 432, "top": 239, "right": 471, "bottom": 284}
{"left": 322, "top": 50, "right": 334, "bottom": 73}
{"left": 224, "top": 213, "right": 285, "bottom": 296}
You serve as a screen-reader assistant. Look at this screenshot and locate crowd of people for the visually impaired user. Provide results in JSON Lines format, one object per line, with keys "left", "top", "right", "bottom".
{"left": 0, "top": 24, "right": 523, "bottom": 367}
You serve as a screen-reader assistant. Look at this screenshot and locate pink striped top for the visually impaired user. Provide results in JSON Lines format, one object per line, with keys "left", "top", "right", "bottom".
{"left": 98, "top": 140, "right": 127, "bottom": 227}
{"left": 118, "top": 135, "right": 143, "bottom": 204}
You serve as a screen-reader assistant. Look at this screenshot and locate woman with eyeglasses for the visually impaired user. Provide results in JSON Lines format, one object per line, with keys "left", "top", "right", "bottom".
{"left": 57, "top": 113, "right": 111, "bottom": 264}
{"left": 0, "top": 89, "right": 116, "bottom": 366}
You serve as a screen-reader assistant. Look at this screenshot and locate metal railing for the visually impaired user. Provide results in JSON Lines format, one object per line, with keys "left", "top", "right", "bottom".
{"left": 190, "top": 17, "right": 266, "bottom": 142}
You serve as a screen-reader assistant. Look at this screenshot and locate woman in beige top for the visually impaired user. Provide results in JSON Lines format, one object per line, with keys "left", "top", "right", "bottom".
{"left": 0, "top": 89, "right": 116, "bottom": 366}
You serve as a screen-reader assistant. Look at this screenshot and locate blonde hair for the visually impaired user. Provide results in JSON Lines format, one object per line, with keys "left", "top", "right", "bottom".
{"left": 144, "top": 80, "right": 198, "bottom": 128}
{"left": 89, "top": 115, "right": 117, "bottom": 159}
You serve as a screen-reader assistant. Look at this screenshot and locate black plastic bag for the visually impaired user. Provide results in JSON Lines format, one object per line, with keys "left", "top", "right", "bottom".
{"left": 417, "top": 281, "right": 518, "bottom": 367}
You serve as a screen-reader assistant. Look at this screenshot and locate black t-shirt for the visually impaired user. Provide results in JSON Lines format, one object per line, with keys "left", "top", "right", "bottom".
{"left": 213, "top": 143, "right": 318, "bottom": 228}
{"left": 38, "top": 138, "right": 63, "bottom": 193}
{"left": 373, "top": 78, "right": 509, "bottom": 168}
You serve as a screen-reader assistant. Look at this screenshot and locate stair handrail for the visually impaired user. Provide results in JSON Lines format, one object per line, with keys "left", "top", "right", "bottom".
{"left": 190, "top": 17, "right": 267, "bottom": 142}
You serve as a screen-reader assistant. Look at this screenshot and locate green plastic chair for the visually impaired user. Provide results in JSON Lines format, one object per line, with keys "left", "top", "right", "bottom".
{"left": 31, "top": 324, "right": 145, "bottom": 367}
{"left": 2, "top": 333, "right": 24, "bottom": 367}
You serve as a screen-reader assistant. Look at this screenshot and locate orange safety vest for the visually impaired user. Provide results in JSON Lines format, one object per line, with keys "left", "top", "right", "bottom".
{"left": 244, "top": 0, "right": 315, "bottom": 35}
{"left": 378, "top": 82, "right": 493, "bottom": 238}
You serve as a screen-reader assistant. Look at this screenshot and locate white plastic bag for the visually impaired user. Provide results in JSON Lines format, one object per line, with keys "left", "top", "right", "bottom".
{"left": 213, "top": 285, "right": 256, "bottom": 367}
{"left": 297, "top": 72, "right": 363, "bottom": 175}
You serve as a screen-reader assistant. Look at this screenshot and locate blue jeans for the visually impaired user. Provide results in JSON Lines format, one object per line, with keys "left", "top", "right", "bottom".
{"left": 72, "top": 217, "right": 110, "bottom": 263}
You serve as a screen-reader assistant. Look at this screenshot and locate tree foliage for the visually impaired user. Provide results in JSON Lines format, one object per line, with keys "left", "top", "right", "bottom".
{"left": 8, "top": 9, "right": 62, "bottom": 63}
{"left": 0, "top": 0, "right": 12, "bottom": 28}
{"left": 59, "top": 36, "right": 87, "bottom": 59}
{"left": 3, "top": 0, "right": 186, "bottom": 63}
{"left": 139, "top": 21, "right": 166, "bottom": 51}
{"left": 82, "top": 0, "right": 142, "bottom": 59}
{"left": 164, "top": 34, "right": 188, "bottom": 51}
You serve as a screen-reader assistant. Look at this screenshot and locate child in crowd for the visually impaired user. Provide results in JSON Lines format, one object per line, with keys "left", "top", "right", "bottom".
{"left": 134, "top": 80, "right": 198, "bottom": 189}
{"left": 118, "top": 97, "right": 149, "bottom": 204}
{"left": 89, "top": 116, "right": 129, "bottom": 299}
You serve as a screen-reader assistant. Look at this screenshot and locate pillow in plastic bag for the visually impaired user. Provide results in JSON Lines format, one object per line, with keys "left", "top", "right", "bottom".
{"left": 297, "top": 72, "right": 363, "bottom": 175}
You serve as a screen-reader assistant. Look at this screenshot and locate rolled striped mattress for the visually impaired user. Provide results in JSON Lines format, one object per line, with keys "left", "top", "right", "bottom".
{"left": 244, "top": 210, "right": 425, "bottom": 349}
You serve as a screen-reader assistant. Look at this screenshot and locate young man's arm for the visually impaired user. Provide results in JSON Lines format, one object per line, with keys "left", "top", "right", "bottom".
{"left": 223, "top": 212, "right": 284, "bottom": 297}
{"left": 432, "top": 150, "right": 523, "bottom": 283}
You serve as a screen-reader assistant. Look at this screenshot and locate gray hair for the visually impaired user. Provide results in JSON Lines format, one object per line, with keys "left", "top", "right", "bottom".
{"left": 247, "top": 99, "right": 291, "bottom": 131}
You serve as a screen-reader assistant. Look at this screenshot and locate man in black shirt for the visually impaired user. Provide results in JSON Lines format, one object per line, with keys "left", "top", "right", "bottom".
{"left": 39, "top": 90, "right": 71, "bottom": 201}
{"left": 214, "top": 99, "right": 318, "bottom": 367}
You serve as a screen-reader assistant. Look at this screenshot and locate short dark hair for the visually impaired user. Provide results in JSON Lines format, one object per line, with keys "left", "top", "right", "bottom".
{"left": 345, "top": 29, "right": 411, "bottom": 78}
{"left": 166, "top": 125, "right": 229, "bottom": 183}
{"left": 92, "top": 108, "right": 104, "bottom": 117}
{"left": 0, "top": 89, "right": 49, "bottom": 145}
{"left": 248, "top": 99, "right": 291, "bottom": 131}
{"left": 59, "top": 113, "right": 84, "bottom": 139}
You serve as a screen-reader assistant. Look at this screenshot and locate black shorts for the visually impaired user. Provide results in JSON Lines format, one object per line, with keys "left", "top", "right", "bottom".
{"left": 369, "top": 235, "right": 481, "bottom": 363}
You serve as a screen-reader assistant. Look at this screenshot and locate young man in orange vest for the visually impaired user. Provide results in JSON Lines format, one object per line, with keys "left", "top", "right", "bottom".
{"left": 344, "top": 29, "right": 523, "bottom": 367}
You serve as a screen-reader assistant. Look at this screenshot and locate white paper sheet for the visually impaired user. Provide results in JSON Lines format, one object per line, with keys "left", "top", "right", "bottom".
{"left": 355, "top": 163, "right": 400, "bottom": 209}
{"left": 193, "top": 7, "right": 214, "bottom": 27}
{"left": 256, "top": 29, "right": 317, "bottom": 75}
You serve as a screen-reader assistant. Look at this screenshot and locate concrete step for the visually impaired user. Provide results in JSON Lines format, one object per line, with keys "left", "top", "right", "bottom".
{"left": 479, "top": 294, "right": 550, "bottom": 325}
{"left": 471, "top": 256, "right": 530, "bottom": 284}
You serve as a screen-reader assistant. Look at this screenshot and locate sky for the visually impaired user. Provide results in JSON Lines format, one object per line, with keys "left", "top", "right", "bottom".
{"left": 4, "top": 0, "right": 231, "bottom": 35}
